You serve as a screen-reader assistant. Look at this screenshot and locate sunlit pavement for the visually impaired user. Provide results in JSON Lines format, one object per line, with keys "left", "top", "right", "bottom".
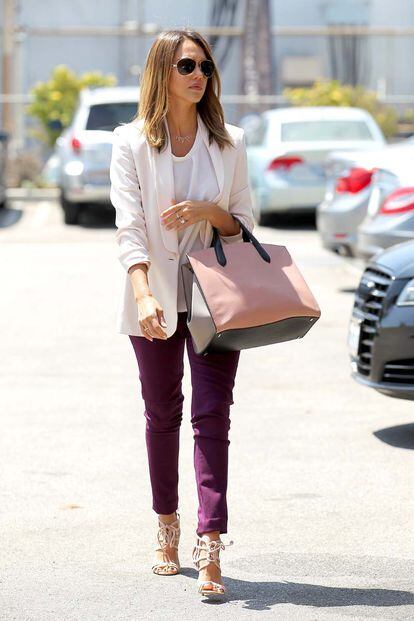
{"left": 1, "top": 200, "right": 413, "bottom": 620}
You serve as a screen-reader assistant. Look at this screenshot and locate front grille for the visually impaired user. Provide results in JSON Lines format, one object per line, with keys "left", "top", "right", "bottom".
{"left": 382, "top": 359, "right": 414, "bottom": 384}
{"left": 353, "top": 266, "right": 393, "bottom": 376}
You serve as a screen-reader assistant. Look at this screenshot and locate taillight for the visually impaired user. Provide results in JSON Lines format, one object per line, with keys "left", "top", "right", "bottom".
{"left": 335, "top": 167, "right": 375, "bottom": 194}
{"left": 267, "top": 155, "right": 303, "bottom": 171}
{"left": 379, "top": 187, "right": 414, "bottom": 215}
{"left": 71, "top": 136, "right": 81, "bottom": 154}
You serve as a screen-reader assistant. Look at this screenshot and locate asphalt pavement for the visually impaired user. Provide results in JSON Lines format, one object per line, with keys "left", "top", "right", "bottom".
{"left": 1, "top": 200, "right": 413, "bottom": 620}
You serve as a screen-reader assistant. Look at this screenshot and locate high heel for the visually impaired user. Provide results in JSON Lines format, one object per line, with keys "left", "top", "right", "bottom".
{"left": 151, "top": 510, "right": 181, "bottom": 575}
{"left": 192, "top": 534, "right": 233, "bottom": 597}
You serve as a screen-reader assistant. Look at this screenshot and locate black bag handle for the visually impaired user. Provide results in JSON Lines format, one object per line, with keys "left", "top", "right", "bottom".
{"left": 210, "top": 215, "right": 271, "bottom": 267}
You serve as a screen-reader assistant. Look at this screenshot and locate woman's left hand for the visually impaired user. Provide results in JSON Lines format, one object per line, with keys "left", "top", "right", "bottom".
{"left": 160, "top": 199, "right": 216, "bottom": 232}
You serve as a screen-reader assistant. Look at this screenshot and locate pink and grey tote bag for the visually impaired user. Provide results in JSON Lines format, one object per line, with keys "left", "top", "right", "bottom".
{"left": 181, "top": 216, "right": 321, "bottom": 356}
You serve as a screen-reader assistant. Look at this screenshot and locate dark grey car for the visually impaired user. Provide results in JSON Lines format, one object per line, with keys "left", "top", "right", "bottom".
{"left": 348, "top": 240, "right": 414, "bottom": 400}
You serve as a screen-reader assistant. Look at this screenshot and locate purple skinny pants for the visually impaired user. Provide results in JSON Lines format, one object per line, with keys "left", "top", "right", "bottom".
{"left": 128, "top": 311, "right": 240, "bottom": 535}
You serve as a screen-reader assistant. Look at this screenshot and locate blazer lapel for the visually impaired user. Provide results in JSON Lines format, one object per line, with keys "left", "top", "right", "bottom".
{"left": 150, "top": 112, "right": 225, "bottom": 254}
{"left": 197, "top": 113, "right": 226, "bottom": 248}
{"left": 150, "top": 119, "right": 177, "bottom": 254}
{"left": 198, "top": 113, "right": 225, "bottom": 205}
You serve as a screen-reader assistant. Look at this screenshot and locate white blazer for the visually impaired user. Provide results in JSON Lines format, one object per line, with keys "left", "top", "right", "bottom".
{"left": 109, "top": 111, "right": 255, "bottom": 338}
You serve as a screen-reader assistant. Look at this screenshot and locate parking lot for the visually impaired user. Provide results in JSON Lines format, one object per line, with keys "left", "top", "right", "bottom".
{"left": 1, "top": 199, "right": 413, "bottom": 620}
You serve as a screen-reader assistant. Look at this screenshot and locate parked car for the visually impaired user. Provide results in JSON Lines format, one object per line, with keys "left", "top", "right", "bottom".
{"left": 317, "top": 137, "right": 414, "bottom": 256}
{"left": 0, "top": 130, "right": 9, "bottom": 208}
{"left": 348, "top": 240, "right": 414, "bottom": 400}
{"left": 55, "top": 86, "right": 140, "bottom": 224}
{"left": 244, "top": 106, "right": 386, "bottom": 225}
{"left": 356, "top": 160, "right": 414, "bottom": 260}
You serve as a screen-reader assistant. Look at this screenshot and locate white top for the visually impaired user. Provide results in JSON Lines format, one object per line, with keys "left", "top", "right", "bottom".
{"left": 172, "top": 122, "right": 243, "bottom": 312}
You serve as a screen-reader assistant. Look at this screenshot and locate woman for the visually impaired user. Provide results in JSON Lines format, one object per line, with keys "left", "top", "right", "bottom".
{"left": 109, "top": 28, "right": 255, "bottom": 598}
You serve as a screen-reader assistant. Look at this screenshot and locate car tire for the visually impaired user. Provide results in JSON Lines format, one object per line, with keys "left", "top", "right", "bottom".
{"left": 257, "top": 211, "right": 276, "bottom": 226}
{"left": 253, "top": 205, "right": 275, "bottom": 226}
{"left": 60, "top": 191, "right": 80, "bottom": 225}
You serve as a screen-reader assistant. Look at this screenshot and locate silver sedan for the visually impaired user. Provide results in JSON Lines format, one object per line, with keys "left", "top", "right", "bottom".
{"left": 317, "top": 138, "right": 414, "bottom": 256}
{"left": 356, "top": 162, "right": 414, "bottom": 260}
{"left": 245, "top": 106, "right": 385, "bottom": 225}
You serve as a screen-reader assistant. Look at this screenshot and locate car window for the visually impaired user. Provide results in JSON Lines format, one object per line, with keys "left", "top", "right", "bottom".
{"left": 280, "top": 120, "right": 374, "bottom": 142}
{"left": 86, "top": 103, "right": 138, "bottom": 131}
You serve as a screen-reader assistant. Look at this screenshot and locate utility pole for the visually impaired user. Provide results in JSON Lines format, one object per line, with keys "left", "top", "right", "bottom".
{"left": 1, "top": 0, "right": 15, "bottom": 134}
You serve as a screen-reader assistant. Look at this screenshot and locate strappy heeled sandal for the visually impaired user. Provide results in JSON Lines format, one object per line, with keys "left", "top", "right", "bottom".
{"left": 192, "top": 534, "right": 234, "bottom": 597}
{"left": 151, "top": 510, "right": 181, "bottom": 575}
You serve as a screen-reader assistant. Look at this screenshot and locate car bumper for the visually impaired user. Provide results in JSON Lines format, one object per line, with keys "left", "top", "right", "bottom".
{"left": 356, "top": 229, "right": 414, "bottom": 261}
{"left": 356, "top": 212, "right": 414, "bottom": 260}
{"left": 258, "top": 184, "right": 325, "bottom": 213}
{"left": 318, "top": 230, "right": 357, "bottom": 255}
{"left": 350, "top": 365, "right": 414, "bottom": 400}
{"left": 64, "top": 184, "right": 111, "bottom": 204}
{"left": 316, "top": 191, "right": 370, "bottom": 255}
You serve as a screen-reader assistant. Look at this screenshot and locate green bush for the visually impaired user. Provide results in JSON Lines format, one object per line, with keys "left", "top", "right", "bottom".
{"left": 26, "top": 64, "right": 117, "bottom": 147}
{"left": 283, "top": 79, "right": 398, "bottom": 138}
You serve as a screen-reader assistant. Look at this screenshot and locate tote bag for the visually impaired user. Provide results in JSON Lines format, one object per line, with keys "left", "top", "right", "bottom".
{"left": 181, "top": 216, "right": 321, "bottom": 356}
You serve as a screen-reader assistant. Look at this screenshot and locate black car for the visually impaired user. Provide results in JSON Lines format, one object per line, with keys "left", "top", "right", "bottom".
{"left": 348, "top": 240, "right": 414, "bottom": 400}
{"left": 0, "top": 130, "right": 8, "bottom": 208}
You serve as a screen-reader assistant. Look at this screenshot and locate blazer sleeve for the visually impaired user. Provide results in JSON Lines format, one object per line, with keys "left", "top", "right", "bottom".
{"left": 224, "top": 128, "right": 255, "bottom": 238}
{"left": 109, "top": 126, "right": 151, "bottom": 272}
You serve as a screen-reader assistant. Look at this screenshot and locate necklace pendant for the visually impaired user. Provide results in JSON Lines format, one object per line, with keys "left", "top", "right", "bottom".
{"left": 175, "top": 135, "right": 192, "bottom": 143}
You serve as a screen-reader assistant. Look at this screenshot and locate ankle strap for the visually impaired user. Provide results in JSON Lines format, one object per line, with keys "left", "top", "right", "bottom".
{"left": 192, "top": 535, "right": 234, "bottom": 571}
{"left": 157, "top": 511, "right": 181, "bottom": 550}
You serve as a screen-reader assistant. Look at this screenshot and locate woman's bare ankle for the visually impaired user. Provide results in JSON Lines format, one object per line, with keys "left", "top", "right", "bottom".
{"left": 199, "top": 530, "right": 220, "bottom": 541}
{"left": 158, "top": 511, "right": 177, "bottom": 524}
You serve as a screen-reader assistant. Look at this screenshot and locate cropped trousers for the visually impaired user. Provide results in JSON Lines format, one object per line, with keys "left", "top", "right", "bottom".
{"left": 129, "top": 311, "right": 240, "bottom": 535}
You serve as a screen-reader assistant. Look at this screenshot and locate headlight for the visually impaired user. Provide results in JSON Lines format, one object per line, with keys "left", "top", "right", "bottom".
{"left": 396, "top": 278, "right": 414, "bottom": 306}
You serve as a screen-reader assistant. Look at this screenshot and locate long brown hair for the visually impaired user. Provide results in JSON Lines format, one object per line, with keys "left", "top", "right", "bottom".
{"left": 135, "top": 29, "right": 235, "bottom": 153}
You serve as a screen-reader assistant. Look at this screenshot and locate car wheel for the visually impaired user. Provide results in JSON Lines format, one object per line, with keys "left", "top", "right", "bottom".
{"left": 257, "top": 211, "right": 276, "bottom": 226}
{"left": 60, "top": 191, "right": 80, "bottom": 225}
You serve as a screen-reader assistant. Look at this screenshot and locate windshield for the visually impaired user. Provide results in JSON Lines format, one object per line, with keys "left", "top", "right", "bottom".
{"left": 86, "top": 102, "right": 138, "bottom": 131}
{"left": 281, "top": 120, "right": 374, "bottom": 142}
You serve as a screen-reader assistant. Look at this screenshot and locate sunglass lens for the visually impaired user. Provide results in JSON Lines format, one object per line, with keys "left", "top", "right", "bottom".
{"left": 177, "top": 58, "right": 195, "bottom": 75}
{"left": 201, "top": 61, "right": 214, "bottom": 77}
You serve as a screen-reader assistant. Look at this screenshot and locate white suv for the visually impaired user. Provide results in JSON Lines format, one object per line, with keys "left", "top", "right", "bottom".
{"left": 55, "top": 86, "right": 140, "bottom": 224}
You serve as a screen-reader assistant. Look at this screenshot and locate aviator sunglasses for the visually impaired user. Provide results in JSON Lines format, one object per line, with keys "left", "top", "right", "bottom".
{"left": 171, "top": 57, "right": 215, "bottom": 78}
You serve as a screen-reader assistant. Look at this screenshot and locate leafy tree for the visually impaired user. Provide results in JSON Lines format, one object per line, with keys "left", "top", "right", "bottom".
{"left": 26, "top": 64, "right": 117, "bottom": 147}
{"left": 283, "top": 79, "right": 397, "bottom": 138}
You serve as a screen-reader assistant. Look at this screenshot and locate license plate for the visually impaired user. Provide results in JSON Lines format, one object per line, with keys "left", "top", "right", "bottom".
{"left": 347, "top": 316, "right": 362, "bottom": 357}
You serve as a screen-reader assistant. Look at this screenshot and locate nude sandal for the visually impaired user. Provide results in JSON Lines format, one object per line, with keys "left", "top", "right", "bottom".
{"left": 192, "top": 534, "right": 234, "bottom": 597}
{"left": 151, "top": 511, "right": 181, "bottom": 575}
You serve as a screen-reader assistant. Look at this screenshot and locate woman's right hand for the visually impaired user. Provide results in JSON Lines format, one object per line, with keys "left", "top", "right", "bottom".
{"left": 137, "top": 294, "right": 167, "bottom": 341}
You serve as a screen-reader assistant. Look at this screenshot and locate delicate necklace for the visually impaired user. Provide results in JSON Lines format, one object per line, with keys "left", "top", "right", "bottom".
{"left": 174, "top": 133, "right": 193, "bottom": 143}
